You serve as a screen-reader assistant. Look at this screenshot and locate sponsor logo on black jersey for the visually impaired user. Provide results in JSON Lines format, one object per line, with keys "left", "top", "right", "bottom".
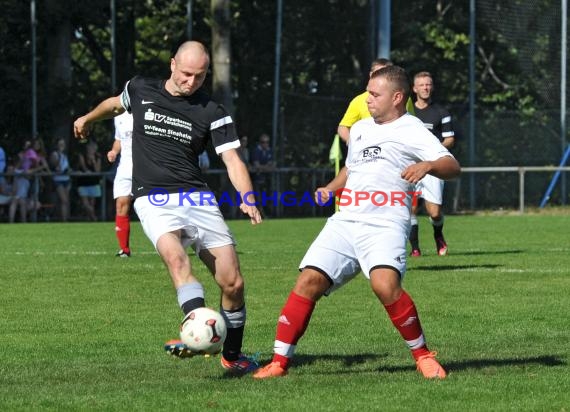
{"left": 143, "top": 108, "right": 192, "bottom": 132}
{"left": 144, "top": 108, "right": 167, "bottom": 122}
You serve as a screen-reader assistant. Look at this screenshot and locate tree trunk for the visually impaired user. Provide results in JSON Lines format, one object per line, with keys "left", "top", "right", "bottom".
{"left": 116, "top": 0, "right": 136, "bottom": 92}
{"left": 210, "top": 0, "right": 233, "bottom": 113}
{"left": 44, "top": 0, "right": 72, "bottom": 141}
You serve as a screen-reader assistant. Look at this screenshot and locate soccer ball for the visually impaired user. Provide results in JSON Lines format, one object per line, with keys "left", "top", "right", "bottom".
{"left": 179, "top": 307, "right": 227, "bottom": 354}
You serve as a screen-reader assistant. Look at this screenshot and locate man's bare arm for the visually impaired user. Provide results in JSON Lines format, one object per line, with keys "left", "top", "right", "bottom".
{"left": 74, "top": 96, "right": 124, "bottom": 140}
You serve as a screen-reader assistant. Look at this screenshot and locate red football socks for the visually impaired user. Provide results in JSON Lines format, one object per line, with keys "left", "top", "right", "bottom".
{"left": 384, "top": 290, "right": 430, "bottom": 360}
{"left": 272, "top": 291, "right": 316, "bottom": 369}
{"left": 115, "top": 215, "right": 130, "bottom": 252}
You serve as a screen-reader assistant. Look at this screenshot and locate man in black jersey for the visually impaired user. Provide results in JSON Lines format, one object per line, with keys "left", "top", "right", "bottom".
{"left": 74, "top": 41, "right": 262, "bottom": 373}
{"left": 410, "top": 71, "right": 455, "bottom": 257}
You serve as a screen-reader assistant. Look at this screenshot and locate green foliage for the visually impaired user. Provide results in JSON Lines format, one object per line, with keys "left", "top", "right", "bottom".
{"left": 134, "top": 1, "right": 190, "bottom": 74}
{"left": 0, "top": 0, "right": 566, "bottom": 176}
{"left": 0, "top": 216, "right": 569, "bottom": 410}
{"left": 422, "top": 22, "right": 470, "bottom": 61}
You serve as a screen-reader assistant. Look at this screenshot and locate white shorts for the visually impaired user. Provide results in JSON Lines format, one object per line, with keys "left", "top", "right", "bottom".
{"left": 299, "top": 217, "right": 407, "bottom": 295}
{"left": 133, "top": 191, "right": 236, "bottom": 253}
{"left": 113, "top": 162, "right": 132, "bottom": 199}
{"left": 415, "top": 174, "right": 444, "bottom": 205}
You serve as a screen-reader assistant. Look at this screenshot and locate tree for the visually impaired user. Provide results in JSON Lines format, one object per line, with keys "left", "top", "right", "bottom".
{"left": 44, "top": 0, "right": 73, "bottom": 141}
{"left": 210, "top": 0, "right": 233, "bottom": 113}
{"left": 0, "top": 0, "right": 563, "bottom": 180}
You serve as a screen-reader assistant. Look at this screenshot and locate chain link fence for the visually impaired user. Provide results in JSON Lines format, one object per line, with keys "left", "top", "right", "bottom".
{"left": 280, "top": 0, "right": 568, "bottom": 213}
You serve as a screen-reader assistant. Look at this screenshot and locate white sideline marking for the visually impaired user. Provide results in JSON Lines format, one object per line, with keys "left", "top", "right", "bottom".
{"left": 4, "top": 251, "right": 157, "bottom": 256}
{"left": 450, "top": 267, "right": 567, "bottom": 274}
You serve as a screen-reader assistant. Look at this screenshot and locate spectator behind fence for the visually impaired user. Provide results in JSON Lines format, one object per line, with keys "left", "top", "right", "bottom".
{"left": 0, "top": 149, "right": 11, "bottom": 209}
{"left": 0, "top": 172, "right": 11, "bottom": 207}
{"left": 30, "top": 138, "right": 52, "bottom": 214}
{"left": 32, "top": 138, "right": 51, "bottom": 175}
{"left": 222, "top": 135, "right": 249, "bottom": 219}
{"left": 50, "top": 138, "right": 71, "bottom": 222}
{"left": 76, "top": 140, "right": 102, "bottom": 221}
{"left": 0, "top": 144, "right": 6, "bottom": 187}
{"left": 251, "top": 133, "right": 276, "bottom": 216}
{"left": 237, "top": 135, "right": 250, "bottom": 166}
{"left": 198, "top": 150, "right": 210, "bottom": 172}
{"left": 9, "top": 140, "right": 39, "bottom": 223}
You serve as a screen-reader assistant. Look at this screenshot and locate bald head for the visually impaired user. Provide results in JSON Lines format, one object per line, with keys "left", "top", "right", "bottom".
{"left": 166, "top": 41, "right": 210, "bottom": 96}
{"left": 175, "top": 41, "right": 210, "bottom": 64}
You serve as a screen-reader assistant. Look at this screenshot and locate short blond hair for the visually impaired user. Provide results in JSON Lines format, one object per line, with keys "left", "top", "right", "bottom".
{"left": 413, "top": 71, "right": 433, "bottom": 82}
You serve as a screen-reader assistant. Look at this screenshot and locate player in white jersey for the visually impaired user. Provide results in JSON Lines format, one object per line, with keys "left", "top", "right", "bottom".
{"left": 254, "top": 66, "right": 460, "bottom": 380}
{"left": 107, "top": 111, "right": 134, "bottom": 257}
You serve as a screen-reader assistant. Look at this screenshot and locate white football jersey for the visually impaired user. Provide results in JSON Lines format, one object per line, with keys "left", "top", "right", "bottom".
{"left": 114, "top": 111, "right": 133, "bottom": 162}
{"left": 336, "top": 113, "right": 452, "bottom": 228}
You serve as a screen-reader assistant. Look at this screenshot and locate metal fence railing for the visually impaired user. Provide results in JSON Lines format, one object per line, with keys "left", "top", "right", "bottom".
{"left": 0, "top": 171, "right": 112, "bottom": 223}
{"left": 1, "top": 166, "right": 569, "bottom": 223}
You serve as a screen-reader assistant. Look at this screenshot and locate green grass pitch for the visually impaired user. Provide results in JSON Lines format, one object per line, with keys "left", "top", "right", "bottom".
{"left": 0, "top": 214, "right": 568, "bottom": 411}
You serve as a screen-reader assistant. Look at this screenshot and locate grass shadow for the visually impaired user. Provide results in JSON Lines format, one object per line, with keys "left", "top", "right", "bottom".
{"left": 411, "top": 264, "right": 503, "bottom": 271}
{"left": 217, "top": 353, "right": 389, "bottom": 379}
{"left": 453, "top": 250, "right": 524, "bottom": 256}
{"left": 239, "top": 353, "right": 566, "bottom": 378}
{"left": 444, "top": 355, "right": 566, "bottom": 372}
{"left": 293, "top": 353, "right": 389, "bottom": 368}
{"left": 376, "top": 354, "right": 566, "bottom": 374}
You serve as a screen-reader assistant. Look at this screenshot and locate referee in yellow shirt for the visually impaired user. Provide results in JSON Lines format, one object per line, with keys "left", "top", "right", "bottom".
{"left": 337, "top": 58, "right": 415, "bottom": 144}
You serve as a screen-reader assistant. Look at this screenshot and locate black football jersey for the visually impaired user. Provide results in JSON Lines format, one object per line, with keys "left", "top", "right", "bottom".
{"left": 413, "top": 103, "right": 455, "bottom": 142}
{"left": 120, "top": 76, "right": 240, "bottom": 198}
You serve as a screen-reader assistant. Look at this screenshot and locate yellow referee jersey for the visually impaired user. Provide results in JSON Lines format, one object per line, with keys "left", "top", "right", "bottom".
{"left": 339, "top": 92, "right": 416, "bottom": 128}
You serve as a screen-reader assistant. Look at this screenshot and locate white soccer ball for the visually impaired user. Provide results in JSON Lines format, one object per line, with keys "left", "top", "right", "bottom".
{"left": 180, "top": 307, "right": 227, "bottom": 354}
